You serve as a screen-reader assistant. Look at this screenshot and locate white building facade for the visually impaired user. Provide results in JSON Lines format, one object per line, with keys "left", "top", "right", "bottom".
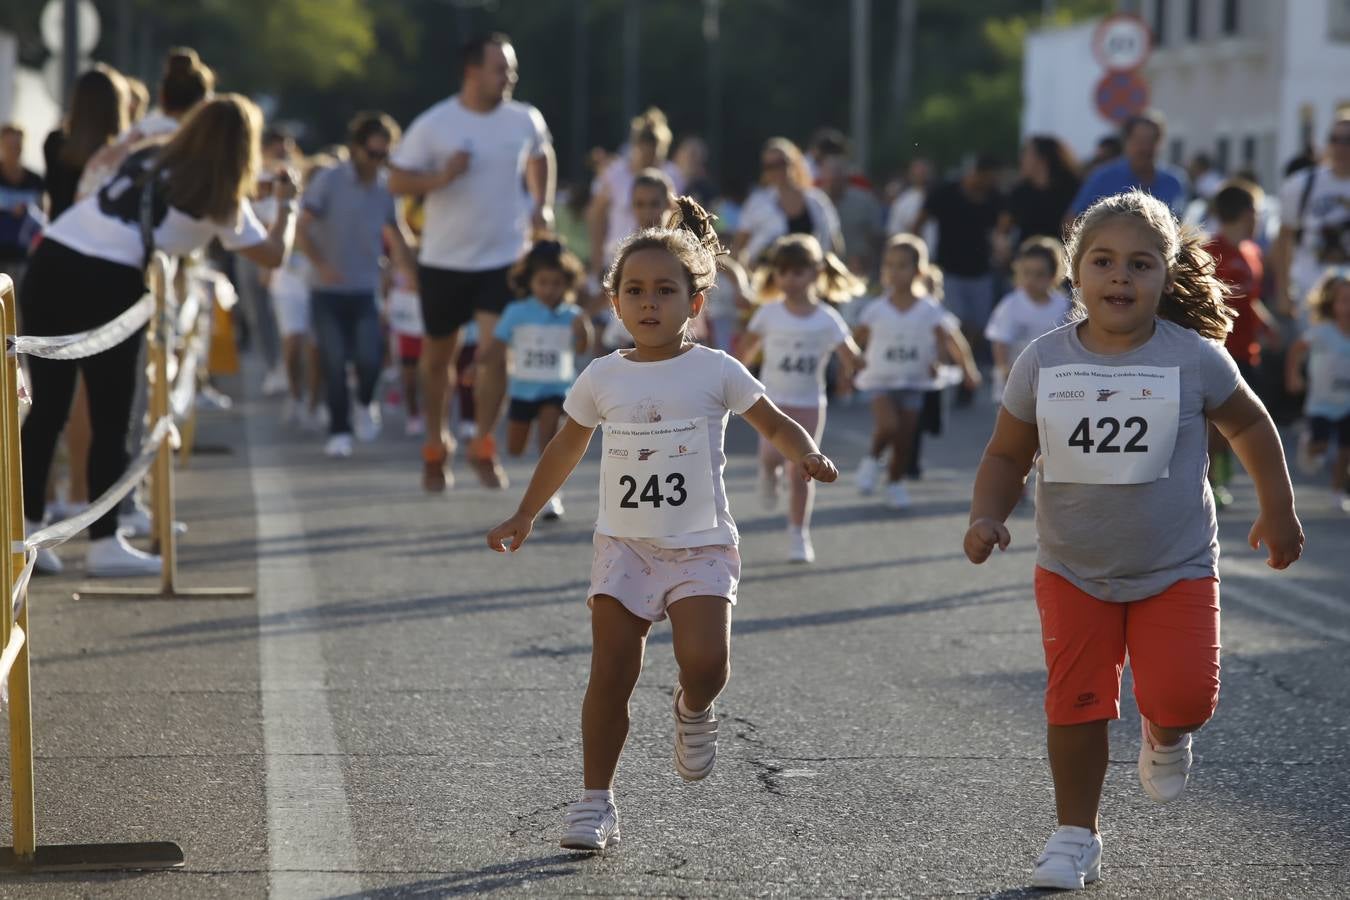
{"left": 1024, "top": 0, "right": 1350, "bottom": 190}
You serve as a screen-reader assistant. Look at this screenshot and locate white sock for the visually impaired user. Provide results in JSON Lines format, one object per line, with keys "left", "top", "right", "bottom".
{"left": 582, "top": 788, "right": 613, "bottom": 804}
{"left": 677, "top": 693, "right": 709, "bottom": 719}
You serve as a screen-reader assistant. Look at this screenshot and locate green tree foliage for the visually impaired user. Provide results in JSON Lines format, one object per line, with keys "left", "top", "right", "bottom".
{"left": 2, "top": 0, "right": 1114, "bottom": 189}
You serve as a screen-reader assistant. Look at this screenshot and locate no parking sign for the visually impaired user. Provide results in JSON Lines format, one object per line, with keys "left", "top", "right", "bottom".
{"left": 1090, "top": 13, "right": 1153, "bottom": 124}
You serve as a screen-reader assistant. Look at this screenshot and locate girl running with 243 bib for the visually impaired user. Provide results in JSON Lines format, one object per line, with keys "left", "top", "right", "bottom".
{"left": 964, "top": 190, "right": 1304, "bottom": 891}
{"left": 487, "top": 197, "right": 838, "bottom": 853}
{"left": 738, "top": 234, "right": 863, "bottom": 563}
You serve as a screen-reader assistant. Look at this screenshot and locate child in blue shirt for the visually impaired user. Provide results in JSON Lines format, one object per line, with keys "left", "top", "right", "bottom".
{"left": 487, "top": 239, "right": 593, "bottom": 519}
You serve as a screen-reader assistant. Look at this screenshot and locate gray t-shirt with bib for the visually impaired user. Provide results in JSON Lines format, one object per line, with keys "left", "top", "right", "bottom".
{"left": 1003, "top": 318, "right": 1241, "bottom": 602}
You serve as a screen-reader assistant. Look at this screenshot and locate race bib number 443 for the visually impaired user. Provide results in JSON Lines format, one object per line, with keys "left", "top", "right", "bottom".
{"left": 599, "top": 417, "right": 718, "bottom": 538}
{"left": 1037, "top": 365, "right": 1180, "bottom": 484}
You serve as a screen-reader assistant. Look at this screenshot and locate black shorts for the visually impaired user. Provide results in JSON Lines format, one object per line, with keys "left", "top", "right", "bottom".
{"left": 1308, "top": 414, "right": 1350, "bottom": 446}
{"left": 417, "top": 264, "right": 514, "bottom": 338}
{"left": 508, "top": 396, "right": 566, "bottom": 423}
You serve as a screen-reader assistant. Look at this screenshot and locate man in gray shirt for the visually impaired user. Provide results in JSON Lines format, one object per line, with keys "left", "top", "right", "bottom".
{"left": 298, "top": 111, "right": 415, "bottom": 458}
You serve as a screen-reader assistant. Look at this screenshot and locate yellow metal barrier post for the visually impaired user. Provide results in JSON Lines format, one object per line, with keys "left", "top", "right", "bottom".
{"left": 75, "top": 256, "right": 252, "bottom": 602}
{"left": 0, "top": 276, "right": 183, "bottom": 872}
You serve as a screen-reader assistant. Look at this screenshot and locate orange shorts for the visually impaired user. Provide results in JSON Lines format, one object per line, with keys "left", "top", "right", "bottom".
{"left": 1035, "top": 567, "right": 1221, "bottom": 727}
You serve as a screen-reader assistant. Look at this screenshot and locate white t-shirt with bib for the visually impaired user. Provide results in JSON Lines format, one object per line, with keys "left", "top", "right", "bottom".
{"left": 563, "top": 345, "right": 765, "bottom": 549}
{"left": 854, "top": 295, "right": 953, "bottom": 391}
{"left": 746, "top": 301, "right": 852, "bottom": 407}
{"left": 392, "top": 95, "right": 552, "bottom": 272}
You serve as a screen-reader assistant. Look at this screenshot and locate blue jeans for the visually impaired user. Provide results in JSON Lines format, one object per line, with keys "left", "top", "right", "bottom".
{"left": 311, "top": 290, "right": 382, "bottom": 436}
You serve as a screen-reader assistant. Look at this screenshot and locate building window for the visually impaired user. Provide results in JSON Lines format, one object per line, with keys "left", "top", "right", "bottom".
{"left": 1216, "top": 136, "right": 1232, "bottom": 174}
{"left": 1152, "top": 0, "right": 1168, "bottom": 46}
{"left": 1170, "top": 137, "right": 1185, "bottom": 166}
{"left": 1187, "top": 0, "right": 1202, "bottom": 41}
{"left": 1332, "top": 0, "right": 1350, "bottom": 41}
{"left": 1222, "top": 0, "right": 1240, "bottom": 35}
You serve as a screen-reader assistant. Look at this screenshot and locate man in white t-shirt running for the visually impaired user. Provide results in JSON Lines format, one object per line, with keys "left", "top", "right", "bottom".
{"left": 389, "top": 32, "right": 556, "bottom": 492}
{"left": 1274, "top": 114, "right": 1350, "bottom": 318}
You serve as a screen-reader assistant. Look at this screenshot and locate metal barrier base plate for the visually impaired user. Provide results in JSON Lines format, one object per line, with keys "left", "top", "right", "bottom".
{"left": 72, "top": 585, "right": 254, "bottom": 601}
{"left": 0, "top": 841, "right": 184, "bottom": 872}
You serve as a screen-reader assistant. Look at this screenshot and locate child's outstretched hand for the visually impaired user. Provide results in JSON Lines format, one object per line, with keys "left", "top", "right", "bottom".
{"left": 487, "top": 512, "right": 534, "bottom": 553}
{"left": 964, "top": 517, "right": 1011, "bottom": 564}
{"left": 1248, "top": 508, "right": 1304, "bottom": 570}
{"left": 799, "top": 452, "right": 838, "bottom": 483}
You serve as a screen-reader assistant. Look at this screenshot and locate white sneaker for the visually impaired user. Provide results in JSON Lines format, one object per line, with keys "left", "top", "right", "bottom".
{"left": 404, "top": 415, "right": 425, "bottom": 438}
{"left": 47, "top": 498, "right": 88, "bottom": 524}
{"left": 1296, "top": 433, "right": 1324, "bottom": 476}
{"left": 456, "top": 421, "right": 478, "bottom": 442}
{"left": 885, "top": 481, "right": 912, "bottom": 509}
{"left": 197, "top": 384, "right": 233, "bottom": 410}
{"left": 559, "top": 797, "right": 620, "bottom": 852}
{"left": 353, "top": 403, "right": 382, "bottom": 443}
{"left": 85, "top": 534, "right": 161, "bottom": 578}
{"left": 117, "top": 504, "right": 187, "bottom": 539}
{"left": 788, "top": 527, "right": 815, "bottom": 563}
{"left": 1341, "top": 495, "right": 1350, "bottom": 515}
{"left": 1031, "top": 826, "right": 1102, "bottom": 890}
{"left": 324, "top": 434, "right": 355, "bottom": 458}
{"left": 673, "top": 687, "right": 718, "bottom": 781}
{"left": 261, "top": 365, "right": 289, "bottom": 397}
{"left": 1138, "top": 716, "right": 1193, "bottom": 803}
{"left": 757, "top": 466, "right": 780, "bottom": 511}
{"left": 25, "top": 519, "right": 62, "bottom": 575}
{"left": 856, "top": 456, "right": 881, "bottom": 495}
{"left": 297, "top": 405, "right": 323, "bottom": 433}
{"left": 280, "top": 395, "right": 298, "bottom": 427}
{"left": 541, "top": 493, "right": 565, "bottom": 521}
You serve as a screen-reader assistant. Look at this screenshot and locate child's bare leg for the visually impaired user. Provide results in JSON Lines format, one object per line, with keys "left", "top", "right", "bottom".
{"left": 582, "top": 596, "right": 653, "bottom": 790}
{"left": 1334, "top": 446, "right": 1350, "bottom": 494}
{"left": 667, "top": 595, "right": 731, "bottom": 713}
{"left": 536, "top": 405, "right": 563, "bottom": 455}
{"left": 887, "top": 407, "right": 921, "bottom": 484}
{"left": 869, "top": 393, "right": 899, "bottom": 459}
{"left": 506, "top": 418, "right": 531, "bottom": 457}
{"left": 785, "top": 406, "right": 823, "bottom": 528}
{"left": 1047, "top": 721, "right": 1109, "bottom": 832}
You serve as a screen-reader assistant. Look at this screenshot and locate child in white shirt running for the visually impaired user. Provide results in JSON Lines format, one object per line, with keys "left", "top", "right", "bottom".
{"left": 487, "top": 197, "right": 839, "bottom": 854}
{"left": 738, "top": 234, "right": 863, "bottom": 562}
{"left": 1286, "top": 270, "right": 1350, "bottom": 508}
{"left": 986, "top": 236, "right": 1072, "bottom": 402}
{"left": 854, "top": 234, "right": 980, "bottom": 507}
{"left": 965, "top": 190, "right": 1304, "bottom": 891}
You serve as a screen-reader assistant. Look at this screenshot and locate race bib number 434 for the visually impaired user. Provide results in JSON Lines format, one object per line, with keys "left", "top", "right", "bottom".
{"left": 599, "top": 417, "right": 718, "bottom": 538}
{"left": 1037, "top": 365, "right": 1180, "bottom": 484}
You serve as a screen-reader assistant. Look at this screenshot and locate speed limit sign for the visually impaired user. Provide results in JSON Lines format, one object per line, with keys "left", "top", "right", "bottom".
{"left": 1093, "top": 13, "right": 1152, "bottom": 72}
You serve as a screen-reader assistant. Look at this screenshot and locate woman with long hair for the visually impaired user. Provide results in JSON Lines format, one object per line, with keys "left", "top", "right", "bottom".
{"left": 732, "top": 137, "right": 842, "bottom": 266}
{"left": 1008, "top": 134, "right": 1082, "bottom": 242}
{"left": 20, "top": 95, "right": 296, "bottom": 577}
{"left": 586, "top": 107, "right": 683, "bottom": 279}
{"left": 42, "top": 64, "right": 128, "bottom": 219}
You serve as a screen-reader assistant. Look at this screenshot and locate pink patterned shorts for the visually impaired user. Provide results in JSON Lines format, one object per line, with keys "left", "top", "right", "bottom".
{"left": 588, "top": 533, "right": 740, "bottom": 622}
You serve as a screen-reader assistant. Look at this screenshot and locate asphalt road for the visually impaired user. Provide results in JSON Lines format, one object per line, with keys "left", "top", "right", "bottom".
{"left": 3, "top": 370, "right": 1348, "bottom": 899}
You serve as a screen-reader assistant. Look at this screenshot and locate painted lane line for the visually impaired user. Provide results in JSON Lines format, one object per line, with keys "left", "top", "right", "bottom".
{"left": 250, "top": 422, "right": 363, "bottom": 899}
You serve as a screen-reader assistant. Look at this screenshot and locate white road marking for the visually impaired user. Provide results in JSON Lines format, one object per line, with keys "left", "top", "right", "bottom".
{"left": 250, "top": 424, "right": 363, "bottom": 899}
{"left": 1221, "top": 559, "right": 1350, "bottom": 643}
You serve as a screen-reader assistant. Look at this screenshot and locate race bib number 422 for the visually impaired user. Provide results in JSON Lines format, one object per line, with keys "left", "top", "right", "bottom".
{"left": 1036, "top": 364, "right": 1180, "bottom": 484}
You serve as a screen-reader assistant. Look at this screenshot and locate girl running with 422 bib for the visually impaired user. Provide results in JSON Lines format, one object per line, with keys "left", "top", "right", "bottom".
{"left": 487, "top": 198, "right": 839, "bottom": 853}
{"left": 964, "top": 190, "right": 1304, "bottom": 891}
{"left": 738, "top": 234, "right": 863, "bottom": 562}
{"left": 855, "top": 234, "right": 980, "bottom": 508}
{"left": 483, "top": 239, "right": 593, "bottom": 521}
